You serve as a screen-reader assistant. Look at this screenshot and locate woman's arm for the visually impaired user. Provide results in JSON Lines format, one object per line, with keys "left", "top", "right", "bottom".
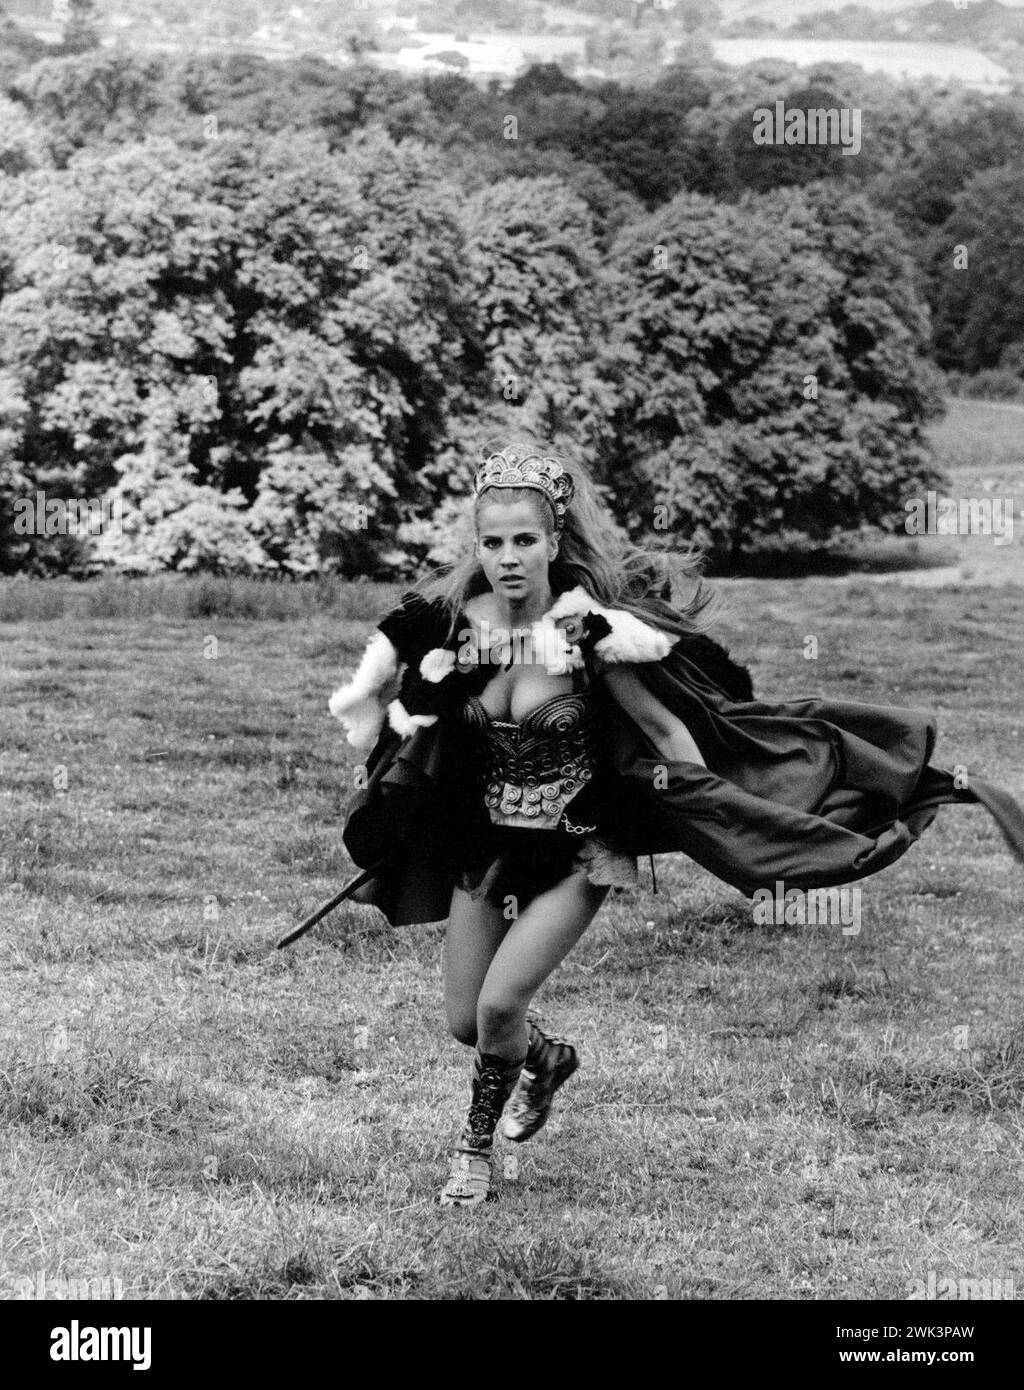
{"left": 601, "top": 666, "right": 707, "bottom": 767}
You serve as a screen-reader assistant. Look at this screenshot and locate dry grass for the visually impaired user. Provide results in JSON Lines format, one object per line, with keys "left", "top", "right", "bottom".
{"left": 2, "top": 574, "right": 1022, "bottom": 1300}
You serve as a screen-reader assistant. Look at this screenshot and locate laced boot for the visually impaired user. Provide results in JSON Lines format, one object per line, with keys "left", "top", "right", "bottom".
{"left": 502, "top": 1021, "right": 579, "bottom": 1143}
{"left": 439, "top": 1050, "right": 524, "bottom": 1207}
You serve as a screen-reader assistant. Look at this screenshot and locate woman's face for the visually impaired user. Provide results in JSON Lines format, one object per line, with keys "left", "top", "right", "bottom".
{"left": 475, "top": 497, "right": 557, "bottom": 604}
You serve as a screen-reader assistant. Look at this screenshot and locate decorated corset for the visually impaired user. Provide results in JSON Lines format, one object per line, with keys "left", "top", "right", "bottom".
{"left": 459, "top": 690, "right": 604, "bottom": 834}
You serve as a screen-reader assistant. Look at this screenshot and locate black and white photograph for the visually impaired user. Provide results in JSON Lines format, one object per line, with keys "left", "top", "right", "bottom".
{"left": 1, "top": 0, "right": 1022, "bottom": 1339}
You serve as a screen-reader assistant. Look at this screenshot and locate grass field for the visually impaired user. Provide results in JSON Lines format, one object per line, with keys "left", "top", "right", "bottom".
{"left": 1, "top": 402, "right": 1022, "bottom": 1301}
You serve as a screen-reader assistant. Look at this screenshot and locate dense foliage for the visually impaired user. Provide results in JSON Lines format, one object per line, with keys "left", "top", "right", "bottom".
{"left": 0, "top": 28, "right": 1016, "bottom": 575}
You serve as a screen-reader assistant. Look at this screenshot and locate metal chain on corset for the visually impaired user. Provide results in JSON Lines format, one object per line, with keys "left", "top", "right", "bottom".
{"left": 562, "top": 818, "right": 598, "bottom": 835}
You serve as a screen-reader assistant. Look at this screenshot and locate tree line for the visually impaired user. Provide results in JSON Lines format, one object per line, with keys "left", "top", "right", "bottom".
{"left": 0, "top": 42, "right": 1017, "bottom": 576}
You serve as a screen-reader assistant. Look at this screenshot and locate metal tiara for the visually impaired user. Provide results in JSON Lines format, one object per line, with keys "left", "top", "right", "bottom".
{"left": 472, "top": 448, "right": 575, "bottom": 529}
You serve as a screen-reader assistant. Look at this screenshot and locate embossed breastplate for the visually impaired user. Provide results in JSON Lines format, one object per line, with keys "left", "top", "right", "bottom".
{"left": 460, "top": 691, "right": 601, "bottom": 831}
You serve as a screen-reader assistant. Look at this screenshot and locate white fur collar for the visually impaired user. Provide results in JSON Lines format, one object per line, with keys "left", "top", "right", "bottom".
{"left": 416, "top": 586, "right": 671, "bottom": 681}
{"left": 419, "top": 611, "right": 583, "bottom": 679}
{"left": 330, "top": 586, "right": 673, "bottom": 752}
{"left": 544, "top": 586, "right": 672, "bottom": 664}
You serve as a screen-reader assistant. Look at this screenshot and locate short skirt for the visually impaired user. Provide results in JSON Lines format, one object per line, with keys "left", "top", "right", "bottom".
{"left": 455, "top": 824, "right": 639, "bottom": 907}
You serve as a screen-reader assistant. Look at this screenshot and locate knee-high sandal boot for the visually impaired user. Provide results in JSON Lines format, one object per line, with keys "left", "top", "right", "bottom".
{"left": 439, "top": 1050, "right": 525, "bottom": 1207}
{"left": 502, "top": 1020, "right": 579, "bottom": 1143}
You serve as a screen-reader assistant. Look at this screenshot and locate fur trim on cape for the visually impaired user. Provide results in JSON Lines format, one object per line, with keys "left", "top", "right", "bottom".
{"left": 386, "top": 699, "right": 439, "bottom": 739}
{"left": 546, "top": 586, "right": 673, "bottom": 664}
{"left": 328, "top": 630, "right": 401, "bottom": 753}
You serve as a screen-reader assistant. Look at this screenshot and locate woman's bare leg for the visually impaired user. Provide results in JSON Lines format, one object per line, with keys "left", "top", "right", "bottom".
{"left": 439, "top": 870, "right": 608, "bottom": 1205}
{"left": 439, "top": 887, "right": 520, "bottom": 1207}
{"left": 443, "top": 886, "right": 510, "bottom": 1047}
{"left": 476, "top": 869, "right": 610, "bottom": 1058}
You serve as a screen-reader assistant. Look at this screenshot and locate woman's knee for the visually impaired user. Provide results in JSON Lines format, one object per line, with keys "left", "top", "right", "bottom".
{"left": 446, "top": 1007, "right": 478, "bottom": 1047}
{"left": 476, "top": 991, "right": 526, "bottom": 1038}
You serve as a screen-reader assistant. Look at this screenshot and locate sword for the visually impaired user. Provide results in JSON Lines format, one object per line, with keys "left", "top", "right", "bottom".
{"left": 275, "top": 861, "right": 385, "bottom": 949}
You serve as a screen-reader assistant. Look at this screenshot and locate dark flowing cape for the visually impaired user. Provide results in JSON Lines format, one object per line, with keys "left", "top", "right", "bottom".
{"left": 338, "top": 603, "right": 1024, "bottom": 928}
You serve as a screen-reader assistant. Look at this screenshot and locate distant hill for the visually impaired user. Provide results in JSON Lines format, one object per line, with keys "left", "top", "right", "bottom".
{"left": 4, "top": 0, "right": 1023, "bottom": 85}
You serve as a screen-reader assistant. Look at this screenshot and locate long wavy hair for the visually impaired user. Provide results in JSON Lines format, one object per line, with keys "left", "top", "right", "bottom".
{"left": 415, "top": 444, "right": 722, "bottom": 642}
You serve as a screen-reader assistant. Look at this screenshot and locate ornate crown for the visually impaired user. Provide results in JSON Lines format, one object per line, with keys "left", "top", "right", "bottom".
{"left": 472, "top": 448, "right": 575, "bottom": 529}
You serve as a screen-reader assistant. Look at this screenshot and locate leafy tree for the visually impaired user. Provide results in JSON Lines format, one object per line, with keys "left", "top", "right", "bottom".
{"left": 874, "top": 97, "right": 1024, "bottom": 239}
{"left": 455, "top": 175, "right": 614, "bottom": 453}
{"left": 490, "top": 146, "right": 644, "bottom": 247}
{"left": 559, "top": 84, "right": 712, "bottom": 206}
{"left": 420, "top": 70, "right": 507, "bottom": 151}
{"left": 929, "top": 162, "right": 1024, "bottom": 372}
{"left": 0, "top": 128, "right": 470, "bottom": 576}
{"left": 597, "top": 184, "right": 944, "bottom": 560}
{"left": 0, "top": 93, "right": 51, "bottom": 175}
{"left": 90, "top": 439, "right": 265, "bottom": 576}
{"left": 393, "top": 174, "right": 619, "bottom": 565}
{"left": 0, "top": 136, "right": 238, "bottom": 573}
{"left": 723, "top": 84, "right": 856, "bottom": 195}
{"left": 3, "top": 40, "right": 1015, "bottom": 574}
{"left": 12, "top": 51, "right": 437, "bottom": 164}
{"left": 11, "top": 50, "right": 169, "bottom": 165}
{"left": 509, "top": 63, "right": 583, "bottom": 103}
